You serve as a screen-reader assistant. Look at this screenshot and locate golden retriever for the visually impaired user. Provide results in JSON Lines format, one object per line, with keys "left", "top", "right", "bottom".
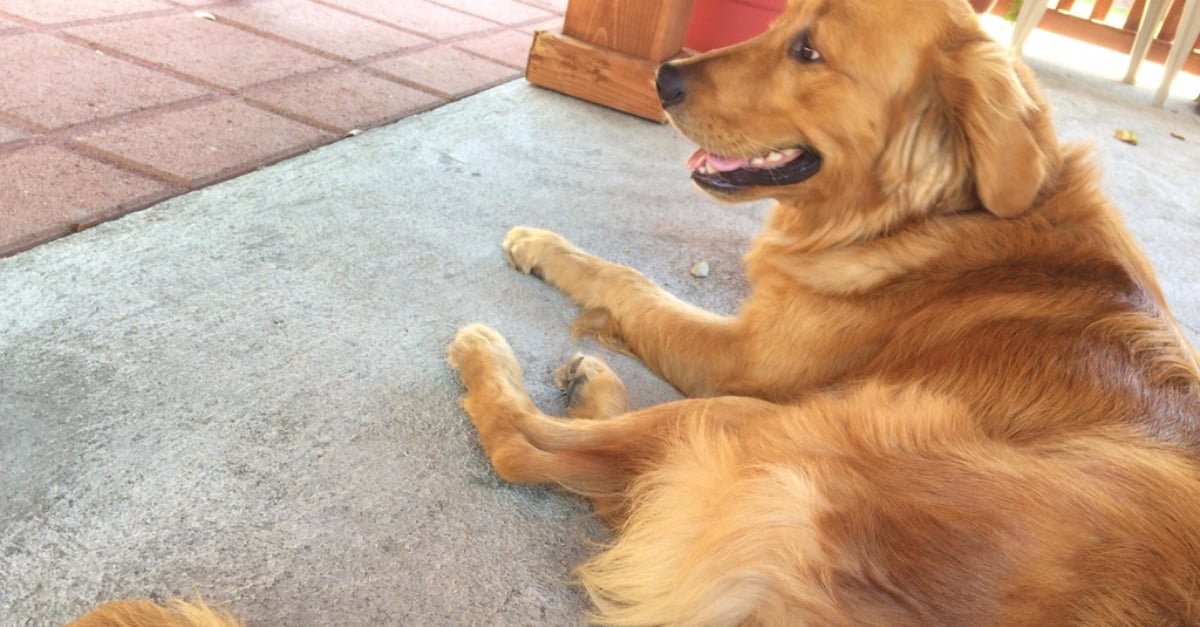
{"left": 69, "top": 0, "right": 1200, "bottom": 625}
{"left": 445, "top": 0, "right": 1200, "bottom": 624}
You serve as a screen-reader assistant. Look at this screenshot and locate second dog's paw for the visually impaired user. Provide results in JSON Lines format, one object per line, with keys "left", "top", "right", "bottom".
{"left": 553, "top": 353, "right": 628, "bottom": 419}
{"left": 554, "top": 354, "right": 595, "bottom": 404}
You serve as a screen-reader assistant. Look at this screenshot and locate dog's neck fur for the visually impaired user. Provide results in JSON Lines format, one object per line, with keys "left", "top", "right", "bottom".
{"left": 744, "top": 144, "right": 1096, "bottom": 296}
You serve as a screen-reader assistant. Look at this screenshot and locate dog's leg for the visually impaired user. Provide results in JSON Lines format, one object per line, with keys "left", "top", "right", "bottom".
{"left": 447, "top": 323, "right": 577, "bottom": 484}
{"left": 449, "top": 324, "right": 755, "bottom": 523}
{"left": 503, "top": 227, "right": 742, "bottom": 397}
{"left": 554, "top": 354, "right": 629, "bottom": 419}
{"left": 448, "top": 324, "right": 646, "bottom": 497}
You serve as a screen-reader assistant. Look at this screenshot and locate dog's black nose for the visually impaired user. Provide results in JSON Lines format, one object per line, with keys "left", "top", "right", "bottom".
{"left": 656, "top": 63, "right": 686, "bottom": 108}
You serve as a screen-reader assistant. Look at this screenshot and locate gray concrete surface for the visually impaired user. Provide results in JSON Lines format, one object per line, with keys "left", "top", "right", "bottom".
{"left": 3, "top": 33, "right": 1200, "bottom": 626}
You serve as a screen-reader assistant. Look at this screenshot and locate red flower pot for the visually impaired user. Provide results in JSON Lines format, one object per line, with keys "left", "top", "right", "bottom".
{"left": 684, "top": 0, "right": 786, "bottom": 52}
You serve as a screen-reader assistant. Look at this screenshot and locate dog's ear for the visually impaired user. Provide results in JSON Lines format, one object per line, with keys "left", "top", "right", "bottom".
{"left": 942, "top": 41, "right": 1052, "bottom": 218}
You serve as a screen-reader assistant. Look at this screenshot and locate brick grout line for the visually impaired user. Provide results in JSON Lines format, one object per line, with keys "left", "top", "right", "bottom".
{"left": 0, "top": 134, "right": 185, "bottom": 197}
{"left": 53, "top": 31, "right": 243, "bottom": 92}
{"left": 69, "top": 131, "right": 342, "bottom": 192}
{"left": 452, "top": 43, "right": 530, "bottom": 71}
{"left": 155, "top": 134, "right": 336, "bottom": 190}
{"left": 304, "top": 0, "right": 453, "bottom": 40}
{"left": 54, "top": 28, "right": 338, "bottom": 93}
{"left": 161, "top": 0, "right": 234, "bottom": 5}
{"left": 56, "top": 92, "right": 336, "bottom": 186}
{"left": 0, "top": 110, "right": 50, "bottom": 134}
{"left": 242, "top": 95, "right": 455, "bottom": 136}
{"left": 67, "top": 140, "right": 203, "bottom": 190}
{"left": 223, "top": 64, "right": 455, "bottom": 125}
{"left": 39, "top": 31, "right": 362, "bottom": 144}
{"left": 235, "top": 97, "right": 351, "bottom": 136}
{"left": 65, "top": 119, "right": 338, "bottom": 192}
{"left": 303, "top": 0, "right": 504, "bottom": 42}
{"left": 0, "top": 183, "right": 182, "bottom": 258}
{"left": 423, "top": 0, "right": 555, "bottom": 27}
{"left": 0, "top": 135, "right": 50, "bottom": 158}
{"left": 0, "top": 7, "right": 181, "bottom": 32}
{"left": 356, "top": 66, "right": 456, "bottom": 100}
{"left": 181, "top": 11, "right": 548, "bottom": 103}
{"left": 200, "top": 12, "right": 433, "bottom": 65}
{"left": 160, "top": 0, "right": 262, "bottom": 6}
{"left": 0, "top": 138, "right": 34, "bottom": 155}
{"left": 354, "top": 18, "right": 548, "bottom": 67}
{"left": 24, "top": 93, "right": 226, "bottom": 139}
{"left": 510, "top": 0, "right": 565, "bottom": 11}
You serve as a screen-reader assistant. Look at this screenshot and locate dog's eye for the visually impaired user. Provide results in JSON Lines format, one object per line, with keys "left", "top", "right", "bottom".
{"left": 788, "top": 30, "right": 822, "bottom": 63}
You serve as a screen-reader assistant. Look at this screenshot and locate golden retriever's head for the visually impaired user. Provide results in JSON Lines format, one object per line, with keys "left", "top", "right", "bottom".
{"left": 658, "top": 0, "right": 1059, "bottom": 240}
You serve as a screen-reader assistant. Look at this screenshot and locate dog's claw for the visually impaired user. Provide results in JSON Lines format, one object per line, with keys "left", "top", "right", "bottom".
{"left": 555, "top": 354, "right": 589, "bottom": 407}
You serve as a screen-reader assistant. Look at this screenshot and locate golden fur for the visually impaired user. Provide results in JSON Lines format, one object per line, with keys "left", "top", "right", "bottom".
{"left": 67, "top": 598, "right": 242, "bottom": 627}
{"left": 446, "top": 0, "right": 1200, "bottom": 624}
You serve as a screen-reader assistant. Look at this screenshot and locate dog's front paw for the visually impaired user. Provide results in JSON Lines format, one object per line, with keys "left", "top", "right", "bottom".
{"left": 502, "top": 227, "right": 573, "bottom": 278}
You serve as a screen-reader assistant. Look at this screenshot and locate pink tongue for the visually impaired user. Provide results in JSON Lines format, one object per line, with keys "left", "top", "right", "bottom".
{"left": 685, "top": 148, "right": 748, "bottom": 173}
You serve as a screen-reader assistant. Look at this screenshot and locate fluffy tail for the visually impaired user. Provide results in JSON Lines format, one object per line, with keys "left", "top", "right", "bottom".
{"left": 66, "top": 598, "right": 243, "bottom": 627}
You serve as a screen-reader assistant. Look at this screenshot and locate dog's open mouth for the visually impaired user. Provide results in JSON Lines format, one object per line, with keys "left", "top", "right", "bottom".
{"left": 687, "top": 146, "right": 822, "bottom": 192}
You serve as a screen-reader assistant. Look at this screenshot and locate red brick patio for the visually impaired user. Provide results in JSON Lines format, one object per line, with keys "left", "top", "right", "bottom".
{"left": 0, "top": 0, "right": 564, "bottom": 257}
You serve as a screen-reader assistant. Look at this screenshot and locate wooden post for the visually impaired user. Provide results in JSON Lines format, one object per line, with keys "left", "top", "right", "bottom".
{"left": 525, "top": 0, "right": 694, "bottom": 122}
{"left": 1089, "top": 0, "right": 1115, "bottom": 22}
{"left": 1126, "top": 0, "right": 1147, "bottom": 31}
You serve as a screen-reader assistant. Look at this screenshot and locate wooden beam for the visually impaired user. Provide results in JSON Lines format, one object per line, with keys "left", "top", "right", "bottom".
{"left": 1159, "top": 0, "right": 1185, "bottom": 42}
{"left": 526, "top": 29, "right": 670, "bottom": 122}
{"left": 563, "top": 0, "right": 693, "bottom": 61}
{"left": 990, "top": 0, "right": 1199, "bottom": 76}
{"left": 525, "top": 0, "right": 694, "bottom": 122}
{"left": 1126, "top": 0, "right": 1146, "bottom": 31}
{"left": 1090, "top": 0, "right": 1114, "bottom": 22}
{"left": 1038, "top": 9, "right": 1200, "bottom": 74}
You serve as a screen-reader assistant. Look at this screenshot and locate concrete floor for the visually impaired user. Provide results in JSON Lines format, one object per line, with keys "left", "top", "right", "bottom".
{"left": 2, "top": 21, "right": 1199, "bottom": 626}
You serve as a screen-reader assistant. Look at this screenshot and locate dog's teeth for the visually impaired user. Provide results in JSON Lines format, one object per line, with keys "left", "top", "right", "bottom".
{"left": 766, "top": 151, "right": 784, "bottom": 163}
{"left": 703, "top": 164, "right": 717, "bottom": 175}
{"left": 749, "top": 157, "right": 766, "bottom": 167}
{"left": 782, "top": 148, "right": 802, "bottom": 158}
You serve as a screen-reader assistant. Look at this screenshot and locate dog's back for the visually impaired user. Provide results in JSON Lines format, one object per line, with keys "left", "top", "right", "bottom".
{"left": 577, "top": 384, "right": 1200, "bottom": 626}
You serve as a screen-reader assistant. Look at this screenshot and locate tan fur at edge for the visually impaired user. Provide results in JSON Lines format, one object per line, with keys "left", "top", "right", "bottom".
{"left": 446, "top": 330, "right": 1200, "bottom": 626}
{"left": 448, "top": 0, "right": 1200, "bottom": 624}
{"left": 573, "top": 385, "right": 1200, "bottom": 626}
{"left": 67, "top": 598, "right": 243, "bottom": 627}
